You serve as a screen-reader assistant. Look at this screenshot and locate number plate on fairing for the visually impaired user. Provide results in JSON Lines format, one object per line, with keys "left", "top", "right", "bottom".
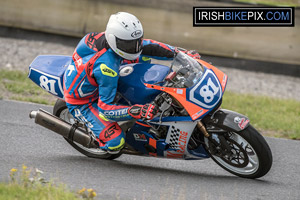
{"left": 187, "top": 69, "right": 222, "bottom": 109}
{"left": 28, "top": 55, "right": 71, "bottom": 98}
{"left": 29, "top": 68, "right": 64, "bottom": 98}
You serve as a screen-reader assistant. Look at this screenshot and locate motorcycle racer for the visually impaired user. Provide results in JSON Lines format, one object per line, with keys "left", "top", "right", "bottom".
{"left": 63, "top": 12, "right": 200, "bottom": 153}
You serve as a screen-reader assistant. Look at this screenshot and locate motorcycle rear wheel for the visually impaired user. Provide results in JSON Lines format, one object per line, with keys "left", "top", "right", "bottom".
{"left": 53, "top": 99, "right": 122, "bottom": 160}
{"left": 204, "top": 125, "right": 272, "bottom": 179}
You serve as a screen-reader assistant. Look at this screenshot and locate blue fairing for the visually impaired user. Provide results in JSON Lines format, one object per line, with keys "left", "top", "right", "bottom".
{"left": 28, "top": 55, "right": 72, "bottom": 98}
{"left": 118, "top": 63, "right": 170, "bottom": 105}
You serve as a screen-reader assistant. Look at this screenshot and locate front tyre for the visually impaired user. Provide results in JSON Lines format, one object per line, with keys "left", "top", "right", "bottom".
{"left": 53, "top": 99, "right": 122, "bottom": 160}
{"left": 204, "top": 125, "right": 272, "bottom": 179}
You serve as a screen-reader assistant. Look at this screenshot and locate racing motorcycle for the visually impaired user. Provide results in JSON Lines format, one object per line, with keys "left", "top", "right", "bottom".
{"left": 28, "top": 52, "right": 272, "bottom": 179}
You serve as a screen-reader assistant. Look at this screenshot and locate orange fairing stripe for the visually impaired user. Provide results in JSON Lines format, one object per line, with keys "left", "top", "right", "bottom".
{"left": 148, "top": 138, "right": 157, "bottom": 156}
{"left": 144, "top": 84, "right": 208, "bottom": 120}
{"left": 136, "top": 121, "right": 151, "bottom": 127}
{"left": 197, "top": 59, "right": 228, "bottom": 92}
{"left": 149, "top": 138, "right": 157, "bottom": 149}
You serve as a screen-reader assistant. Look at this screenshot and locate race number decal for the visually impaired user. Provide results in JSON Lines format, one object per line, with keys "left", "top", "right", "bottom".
{"left": 188, "top": 70, "right": 222, "bottom": 109}
{"left": 28, "top": 68, "right": 64, "bottom": 98}
{"left": 39, "top": 75, "right": 58, "bottom": 95}
{"left": 199, "top": 78, "right": 219, "bottom": 103}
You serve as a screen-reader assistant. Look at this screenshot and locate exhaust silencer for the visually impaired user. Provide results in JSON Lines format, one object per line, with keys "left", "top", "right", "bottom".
{"left": 29, "top": 109, "right": 98, "bottom": 148}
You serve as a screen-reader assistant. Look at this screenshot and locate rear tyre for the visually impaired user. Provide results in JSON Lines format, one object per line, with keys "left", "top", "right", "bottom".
{"left": 53, "top": 99, "right": 122, "bottom": 160}
{"left": 204, "top": 125, "right": 272, "bottom": 179}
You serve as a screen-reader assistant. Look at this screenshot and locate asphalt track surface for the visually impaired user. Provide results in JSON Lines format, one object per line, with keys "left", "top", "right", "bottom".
{"left": 0, "top": 100, "right": 300, "bottom": 200}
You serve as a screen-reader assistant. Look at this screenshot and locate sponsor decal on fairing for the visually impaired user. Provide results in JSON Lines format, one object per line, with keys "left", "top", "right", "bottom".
{"left": 165, "top": 126, "right": 189, "bottom": 158}
{"left": 133, "top": 133, "right": 147, "bottom": 141}
{"left": 234, "top": 116, "right": 250, "bottom": 130}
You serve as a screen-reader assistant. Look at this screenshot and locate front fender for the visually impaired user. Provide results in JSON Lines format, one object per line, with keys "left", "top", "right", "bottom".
{"left": 202, "top": 109, "right": 250, "bottom": 132}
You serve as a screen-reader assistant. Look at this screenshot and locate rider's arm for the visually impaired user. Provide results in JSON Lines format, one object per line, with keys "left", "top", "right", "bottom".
{"left": 93, "top": 59, "right": 133, "bottom": 122}
{"left": 139, "top": 39, "right": 200, "bottom": 61}
{"left": 93, "top": 61, "right": 157, "bottom": 121}
{"left": 141, "top": 39, "right": 176, "bottom": 60}
{"left": 121, "top": 39, "right": 175, "bottom": 64}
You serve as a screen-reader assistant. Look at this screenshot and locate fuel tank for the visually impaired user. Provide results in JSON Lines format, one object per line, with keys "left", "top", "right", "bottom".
{"left": 118, "top": 63, "right": 170, "bottom": 105}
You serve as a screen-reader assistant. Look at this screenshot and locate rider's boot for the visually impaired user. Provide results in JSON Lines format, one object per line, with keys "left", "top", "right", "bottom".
{"left": 97, "top": 122, "right": 126, "bottom": 154}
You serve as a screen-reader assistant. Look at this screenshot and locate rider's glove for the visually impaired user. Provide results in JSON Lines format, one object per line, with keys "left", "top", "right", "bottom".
{"left": 186, "top": 50, "right": 201, "bottom": 59}
{"left": 128, "top": 104, "right": 158, "bottom": 120}
{"left": 175, "top": 47, "right": 201, "bottom": 60}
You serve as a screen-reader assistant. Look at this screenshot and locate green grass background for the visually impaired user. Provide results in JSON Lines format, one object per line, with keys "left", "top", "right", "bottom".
{"left": 0, "top": 183, "right": 80, "bottom": 200}
{"left": 0, "top": 69, "right": 56, "bottom": 105}
{"left": 222, "top": 92, "right": 300, "bottom": 139}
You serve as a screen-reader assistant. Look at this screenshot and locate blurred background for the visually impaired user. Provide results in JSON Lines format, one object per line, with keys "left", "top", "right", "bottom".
{"left": 0, "top": 0, "right": 299, "bottom": 66}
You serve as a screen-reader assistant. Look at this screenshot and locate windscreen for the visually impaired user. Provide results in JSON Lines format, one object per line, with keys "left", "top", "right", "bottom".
{"left": 170, "top": 52, "right": 204, "bottom": 88}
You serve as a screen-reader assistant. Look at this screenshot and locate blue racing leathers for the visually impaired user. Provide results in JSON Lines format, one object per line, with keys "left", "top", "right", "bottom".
{"left": 63, "top": 32, "right": 175, "bottom": 151}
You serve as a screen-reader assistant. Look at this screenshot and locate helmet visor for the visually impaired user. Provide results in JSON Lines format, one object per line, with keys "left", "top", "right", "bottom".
{"left": 115, "top": 37, "right": 143, "bottom": 54}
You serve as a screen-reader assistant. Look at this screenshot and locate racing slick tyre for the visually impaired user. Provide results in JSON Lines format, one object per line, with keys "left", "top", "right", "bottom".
{"left": 204, "top": 125, "right": 272, "bottom": 179}
{"left": 53, "top": 99, "right": 122, "bottom": 160}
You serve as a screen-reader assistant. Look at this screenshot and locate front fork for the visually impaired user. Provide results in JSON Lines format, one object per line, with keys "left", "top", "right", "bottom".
{"left": 197, "top": 121, "right": 233, "bottom": 157}
{"left": 198, "top": 108, "right": 250, "bottom": 156}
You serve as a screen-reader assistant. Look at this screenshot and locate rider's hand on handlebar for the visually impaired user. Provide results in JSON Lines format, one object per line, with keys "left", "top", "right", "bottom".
{"left": 128, "top": 104, "right": 158, "bottom": 120}
{"left": 186, "top": 50, "right": 201, "bottom": 59}
{"left": 175, "top": 47, "right": 201, "bottom": 60}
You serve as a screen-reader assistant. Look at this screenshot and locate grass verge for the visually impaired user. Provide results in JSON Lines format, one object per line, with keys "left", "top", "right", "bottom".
{"left": 0, "top": 183, "right": 80, "bottom": 200}
{"left": 222, "top": 91, "right": 300, "bottom": 139}
{"left": 0, "top": 69, "right": 56, "bottom": 105}
{"left": 1, "top": 69, "right": 299, "bottom": 139}
{"left": 1, "top": 165, "right": 96, "bottom": 200}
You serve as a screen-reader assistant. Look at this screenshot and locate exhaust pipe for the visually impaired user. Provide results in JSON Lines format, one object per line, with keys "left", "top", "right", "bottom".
{"left": 29, "top": 109, "right": 98, "bottom": 148}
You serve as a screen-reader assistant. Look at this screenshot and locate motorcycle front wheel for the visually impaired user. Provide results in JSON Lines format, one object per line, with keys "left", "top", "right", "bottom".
{"left": 204, "top": 125, "right": 272, "bottom": 179}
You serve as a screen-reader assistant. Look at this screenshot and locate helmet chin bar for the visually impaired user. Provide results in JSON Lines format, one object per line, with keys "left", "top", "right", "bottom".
{"left": 116, "top": 48, "right": 142, "bottom": 61}
{"left": 115, "top": 36, "right": 143, "bottom": 54}
{"left": 107, "top": 34, "right": 141, "bottom": 60}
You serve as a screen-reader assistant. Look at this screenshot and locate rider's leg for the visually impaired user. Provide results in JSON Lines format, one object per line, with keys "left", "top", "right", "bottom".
{"left": 66, "top": 101, "right": 125, "bottom": 152}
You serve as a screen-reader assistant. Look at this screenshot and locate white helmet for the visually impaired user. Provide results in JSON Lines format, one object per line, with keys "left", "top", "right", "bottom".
{"left": 105, "top": 12, "right": 143, "bottom": 60}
